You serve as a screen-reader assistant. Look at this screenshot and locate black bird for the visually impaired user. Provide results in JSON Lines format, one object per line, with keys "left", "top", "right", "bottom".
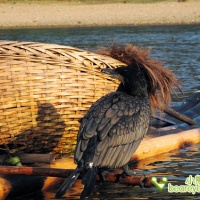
{"left": 56, "top": 44, "right": 181, "bottom": 199}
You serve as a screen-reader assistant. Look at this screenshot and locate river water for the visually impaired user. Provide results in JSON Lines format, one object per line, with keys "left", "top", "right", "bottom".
{"left": 1, "top": 25, "right": 200, "bottom": 199}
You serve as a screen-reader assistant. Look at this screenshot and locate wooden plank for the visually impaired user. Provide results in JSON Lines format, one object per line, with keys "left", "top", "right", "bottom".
{"left": 183, "top": 102, "right": 200, "bottom": 119}
{"left": 176, "top": 90, "right": 200, "bottom": 113}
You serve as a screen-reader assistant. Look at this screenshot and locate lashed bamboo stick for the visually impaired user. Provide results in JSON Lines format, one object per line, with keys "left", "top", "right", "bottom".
{"left": 0, "top": 165, "right": 153, "bottom": 187}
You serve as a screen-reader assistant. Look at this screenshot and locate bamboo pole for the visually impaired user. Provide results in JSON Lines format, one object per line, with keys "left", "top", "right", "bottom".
{"left": 163, "top": 106, "right": 197, "bottom": 125}
{"left": 18, "top": 153, "right": 55, "bottom": 164}
{"left": 131, "top": 127, "right": 200, "bottom": 161}
{"left": 0, "top": 153, "right": 55, "bottom": 165}
{"left": 105, "top": 173, "right": 154, "bottom": 187}
{"left": 0, "top": 166, "right": 72, "bottom": 178}
{"left": 0, "top": 166, "right": 153, "bottom": 187}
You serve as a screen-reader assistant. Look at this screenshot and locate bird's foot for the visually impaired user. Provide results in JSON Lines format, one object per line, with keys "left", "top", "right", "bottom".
{"left": 122, "top": 164, "right": 145, "bottom": 188}
{"left": 97, "top": 169, "right": 111, "bottom": 182}
{"left": 123, "top": 169, "right": 137, "bottom": 176}
{"left": 123, "top": 164, "right": 137, "bottom": 176}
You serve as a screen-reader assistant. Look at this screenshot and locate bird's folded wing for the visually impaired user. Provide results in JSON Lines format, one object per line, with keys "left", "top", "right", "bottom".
{"left": 74, "top": 91, "right": 149, "bottom": 168}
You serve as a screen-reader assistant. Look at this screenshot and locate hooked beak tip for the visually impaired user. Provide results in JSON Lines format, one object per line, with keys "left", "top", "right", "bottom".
{"left": 101, "top": 68, "right": 117, "bottom": 77}
{"left": 101, "top": 68, "right": 124, "bottom": 83}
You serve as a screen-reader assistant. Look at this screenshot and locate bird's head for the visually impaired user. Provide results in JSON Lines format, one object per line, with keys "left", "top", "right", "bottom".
{"left": 98, "top": 43, "right": 181, "bottom": 112}
{"left": 102, "top": 66, "right": 148, "bottom": 98}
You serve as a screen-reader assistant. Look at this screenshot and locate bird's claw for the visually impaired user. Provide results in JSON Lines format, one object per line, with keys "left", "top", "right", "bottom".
{"left": 98, "top": 170, "right": 110, "bottom": 182}
{"left": 139, "top": 174, "right": 146, "bottom": 188}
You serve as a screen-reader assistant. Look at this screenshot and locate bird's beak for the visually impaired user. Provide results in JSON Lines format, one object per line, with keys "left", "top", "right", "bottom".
{"left": 101, "top": 68, "right": 124, "bottom": 83}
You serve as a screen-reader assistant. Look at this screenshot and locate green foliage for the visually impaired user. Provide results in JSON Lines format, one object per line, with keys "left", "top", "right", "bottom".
{"left": 6, "top": 156, "right": 22, "bottom": 166}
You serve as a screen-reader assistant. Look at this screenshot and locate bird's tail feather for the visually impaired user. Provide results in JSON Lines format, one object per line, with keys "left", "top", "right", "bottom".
{"left": 55, "top": 167, "right": 80, "bottom": 198}
{"left": 80, "top": 167, "right": 97, "bottom": 200}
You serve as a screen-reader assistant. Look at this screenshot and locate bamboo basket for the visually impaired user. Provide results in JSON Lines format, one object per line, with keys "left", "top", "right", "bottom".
{"left": 0, "top": 40, "right": 125, "bottom": 156}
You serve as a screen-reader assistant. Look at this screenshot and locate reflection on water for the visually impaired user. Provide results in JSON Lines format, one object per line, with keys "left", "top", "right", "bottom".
{"left": 1, "top": 25, "right": 200, "bottom": 199}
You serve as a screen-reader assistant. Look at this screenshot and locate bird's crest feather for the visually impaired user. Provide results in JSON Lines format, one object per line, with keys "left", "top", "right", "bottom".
{"left": 96, "top": 43, "right": 181, "bottom": 112}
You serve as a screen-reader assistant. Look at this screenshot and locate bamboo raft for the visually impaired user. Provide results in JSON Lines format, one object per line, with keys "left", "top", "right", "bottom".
{"left": 0, "top": 40, "right": 200, "bottom": 199}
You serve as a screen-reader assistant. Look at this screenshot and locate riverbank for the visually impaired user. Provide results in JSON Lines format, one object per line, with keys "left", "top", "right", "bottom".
{"left": 0, "top": 1, "right": 200, "bottom": 28}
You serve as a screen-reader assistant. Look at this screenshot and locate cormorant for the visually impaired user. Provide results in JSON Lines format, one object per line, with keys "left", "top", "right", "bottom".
{"left": 56, "top": 44, "right": 181, "bottom": 199}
